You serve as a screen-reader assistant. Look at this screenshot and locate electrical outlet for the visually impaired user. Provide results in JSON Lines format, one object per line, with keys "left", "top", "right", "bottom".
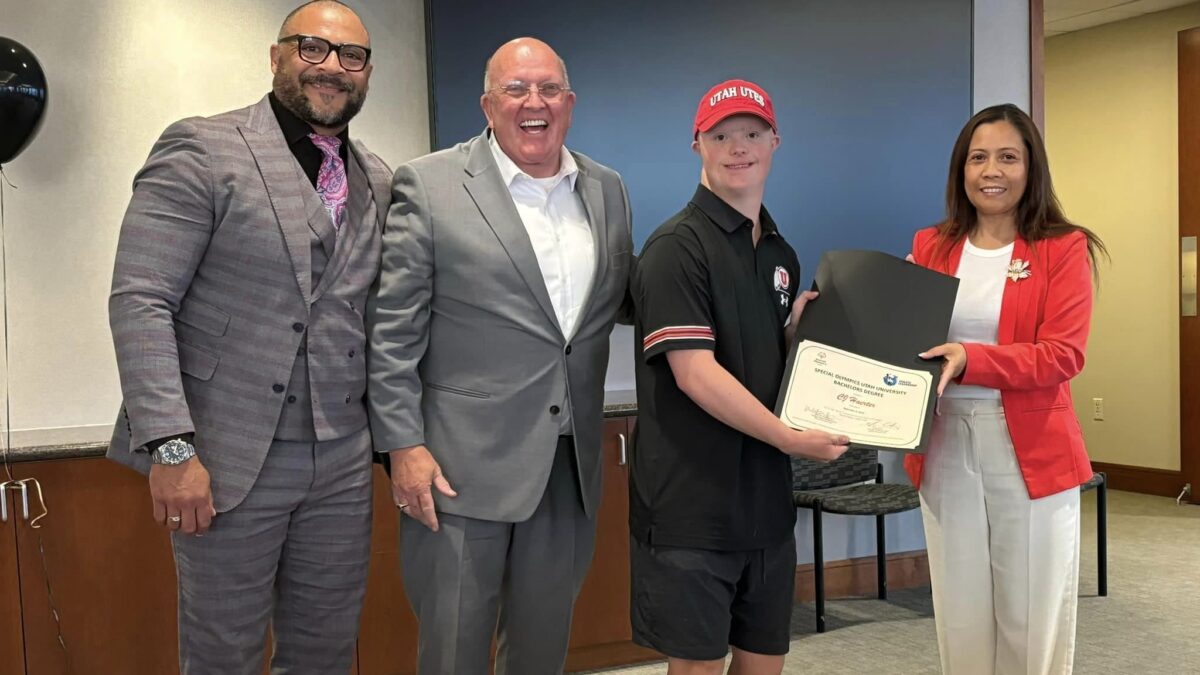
{"left": 1092, "top": 397, "right": 1104, "bottom": 421}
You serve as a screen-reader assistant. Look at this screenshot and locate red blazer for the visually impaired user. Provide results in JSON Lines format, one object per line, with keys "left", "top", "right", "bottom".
{"left": 903, "top": 226, "right": 1095, "bottom": 499}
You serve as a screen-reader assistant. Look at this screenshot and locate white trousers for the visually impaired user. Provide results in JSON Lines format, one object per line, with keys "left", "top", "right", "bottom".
{"left": 920, "top": 398, "right": 1081, "bottom": 675}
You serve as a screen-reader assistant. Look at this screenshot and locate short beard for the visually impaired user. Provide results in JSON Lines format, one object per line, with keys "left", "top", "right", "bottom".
{"left": 273, "top": 70, "right": 367, "bottom": 128}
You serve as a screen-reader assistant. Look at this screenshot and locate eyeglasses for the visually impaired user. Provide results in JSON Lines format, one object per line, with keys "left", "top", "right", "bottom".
{"left": 278, "top": 34, "right": 371, "bottom": 72}
{"left": 490, "top": 81, "right": 570, "bottom": 101}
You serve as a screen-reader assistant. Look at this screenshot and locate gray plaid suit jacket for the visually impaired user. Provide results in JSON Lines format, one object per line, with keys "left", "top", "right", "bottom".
{"left": 366, "top": 133, "right": 634, "bottom": 522}
{"left": 107, "top": 95, "right": 391, "bottom": 512}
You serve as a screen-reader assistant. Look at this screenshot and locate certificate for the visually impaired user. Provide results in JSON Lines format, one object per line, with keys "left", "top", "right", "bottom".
{"left": 777, "top": 340, "right": 932, "bottom": 449}
{"left": 772, "top": 249, "right": 959, "bottom": 454}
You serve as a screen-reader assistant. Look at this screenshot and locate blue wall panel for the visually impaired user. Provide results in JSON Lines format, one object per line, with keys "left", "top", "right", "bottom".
{"left": 428, "top": 0, "right": 971, "bottom": 286}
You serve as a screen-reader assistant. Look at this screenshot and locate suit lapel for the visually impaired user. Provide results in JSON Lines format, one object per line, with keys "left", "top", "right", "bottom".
{"left": 462, "top": 135, "right": 562, "bottom": 333}
{"left": 997, "top": 238, "right": 1029, "bottom": 345}
{"left": 313, "top": 150, "right": 370, "bottom": 301}
{"left": 350, "top": 140, "right": 392, "bottom": 234}
{"left": 296, "top": 162, "right": 337, "bottom": 258}
{"left": 239, "top": 96, "right": 311, "bottom": 306}
{"left": 570, "top": 167, "right": 609, "bottom": 340}
{"left": 938, "top": 236, "right": 967, "bottom": 276}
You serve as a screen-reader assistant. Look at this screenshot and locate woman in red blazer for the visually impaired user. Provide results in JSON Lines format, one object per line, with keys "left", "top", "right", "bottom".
{"left": 907, "top": 104, "right": 1105, "bottom": 675}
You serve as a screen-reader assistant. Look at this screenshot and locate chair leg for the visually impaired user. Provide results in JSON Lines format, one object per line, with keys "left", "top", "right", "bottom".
{"left": 874, "top": 462, "right": 887, "bottom": 600}
{"left": 876, "top": 513, "right": 887, "bottom": 600}
{"left": 813, "top": 505, "right": 825, "bottom": 633}
{"left": 1097, "top": 475, "right": 1108, "bottom": 597}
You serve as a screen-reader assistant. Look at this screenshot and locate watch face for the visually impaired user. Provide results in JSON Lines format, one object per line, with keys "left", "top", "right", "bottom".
{"left": 156, "top": 440, "right": 196, "bottom": 465}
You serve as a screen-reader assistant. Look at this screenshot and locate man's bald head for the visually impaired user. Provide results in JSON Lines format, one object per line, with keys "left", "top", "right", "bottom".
{"left": 479, "top": 37, "right": 575, "bottom": 178}
{"left": 279, "top": 0, "right": 370, "bottom": 44}
{"left": 482, "top": 37, "right": 569, "bottom": 92}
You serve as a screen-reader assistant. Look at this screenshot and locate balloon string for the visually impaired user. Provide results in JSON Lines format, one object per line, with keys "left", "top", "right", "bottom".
{"left": 0, "top": 170, "right": 10, "bottom": 481}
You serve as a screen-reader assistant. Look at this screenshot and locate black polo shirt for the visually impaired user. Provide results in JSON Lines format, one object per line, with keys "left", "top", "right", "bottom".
{"left": 630, "top": 184, "right": 801, "bottom": 551}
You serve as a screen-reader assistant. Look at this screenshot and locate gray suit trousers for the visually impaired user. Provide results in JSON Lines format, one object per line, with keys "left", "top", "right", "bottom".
{"left": 401, "top": 437, "right": 597, "bottom": 675}
{"left": 171, "top": 428, "right": 373, "bottom": 675}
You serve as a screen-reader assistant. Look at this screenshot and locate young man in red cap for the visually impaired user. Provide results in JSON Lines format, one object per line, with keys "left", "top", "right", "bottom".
{"left": 629, "top": 80, "right": 849, "bottom": 674}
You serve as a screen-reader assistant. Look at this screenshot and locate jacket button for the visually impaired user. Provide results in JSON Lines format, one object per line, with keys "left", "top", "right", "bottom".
{"left": 287, "top": 395, "right": 297, "bottom": 403}
{"left": 345, "top": 394, "right": 352, "bottom": 403}
{"left": 273, "top": 384, "right": 285, "bottom": 393}
{"left": 348, "top": 350, "right": 356, "bottom": 358}
{"left": 549, "top": 405, "right": 560, "bottom": 415}
{"left": 292, "top": 322, "right": 305, "bottom": 333}
{"left": 565, "top": 345, "right": 572, "bottom": 355}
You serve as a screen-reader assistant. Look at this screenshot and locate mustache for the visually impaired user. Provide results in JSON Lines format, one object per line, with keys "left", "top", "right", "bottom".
{"left": 300, "top": 73, "right": 354, "bottom": 92}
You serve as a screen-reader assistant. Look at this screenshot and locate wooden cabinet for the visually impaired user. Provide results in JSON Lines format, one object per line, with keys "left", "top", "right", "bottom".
{"left": 1, "top": 486, "right": 25, "bottom": 671}
{"left": 0, "top": 415, "right": 651, "bottom": 674}
{"left": 1, "top": 458, "right": 180, "bottom": 675}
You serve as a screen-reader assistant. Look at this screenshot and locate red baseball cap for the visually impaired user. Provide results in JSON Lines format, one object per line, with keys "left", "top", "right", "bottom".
{"left": 693, "top": 79, "right": 776, "bottom": 137}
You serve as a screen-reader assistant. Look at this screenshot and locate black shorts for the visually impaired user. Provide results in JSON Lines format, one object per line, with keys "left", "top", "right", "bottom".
{"left": 630, "top": 534, "right": 796, "bottom": 661}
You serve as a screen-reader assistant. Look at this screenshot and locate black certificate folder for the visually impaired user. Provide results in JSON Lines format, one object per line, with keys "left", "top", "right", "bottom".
{"left": 774, "top": 250, "right": 959, "bottom": 454}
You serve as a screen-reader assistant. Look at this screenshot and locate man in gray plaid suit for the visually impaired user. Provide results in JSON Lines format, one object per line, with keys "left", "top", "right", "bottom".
{"left": 106, "top": 2, "right": 390, "bottom": 673}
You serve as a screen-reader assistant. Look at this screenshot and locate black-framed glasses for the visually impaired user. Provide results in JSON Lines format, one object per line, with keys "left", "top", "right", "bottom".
{"left": 279, "top": 34, "right": 371, "bottom": 72}
{"left": 490, "top": 81, "right": 570, "bottom": 101}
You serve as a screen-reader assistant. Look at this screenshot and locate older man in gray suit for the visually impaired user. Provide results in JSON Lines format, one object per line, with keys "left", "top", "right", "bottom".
{"left": 367, "top": 37, "right": 634, "bottom": 674}
{"left": 107, "top": 2, "right": 390, "bottom": 673}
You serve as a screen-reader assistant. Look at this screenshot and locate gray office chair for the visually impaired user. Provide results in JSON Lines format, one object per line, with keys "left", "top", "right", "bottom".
{"left": 792, "top": 448, "right": 920, "bottom": 633}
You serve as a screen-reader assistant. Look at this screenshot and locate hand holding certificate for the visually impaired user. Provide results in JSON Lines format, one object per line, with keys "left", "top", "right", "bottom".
{"left": 774, "top": 250, "right": 958, "bottom": 453}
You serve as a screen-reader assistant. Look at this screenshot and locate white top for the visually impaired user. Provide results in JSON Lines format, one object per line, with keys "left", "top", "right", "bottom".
{"left": 488, "top": 133, "right": 595, "bottom": 340}
{"left": 942, "top": 238, "right": 1013, "bottom": 400}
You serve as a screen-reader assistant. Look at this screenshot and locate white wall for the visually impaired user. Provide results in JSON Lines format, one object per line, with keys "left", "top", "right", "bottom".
{"left": 0, "top": 0, "right": 428, "bottom": 447}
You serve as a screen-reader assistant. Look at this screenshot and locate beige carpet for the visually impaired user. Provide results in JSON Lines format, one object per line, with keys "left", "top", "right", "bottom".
{"left": 595, "top": 489, "right": 1200, "bottom": 674}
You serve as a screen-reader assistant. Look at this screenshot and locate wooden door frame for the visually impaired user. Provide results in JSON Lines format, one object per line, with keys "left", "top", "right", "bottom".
{"left": 1179, "top": 27, "right": 1200, "bottom": 503}
{"left": 1030, "top": 0, "right": 1045, "bottom": 132}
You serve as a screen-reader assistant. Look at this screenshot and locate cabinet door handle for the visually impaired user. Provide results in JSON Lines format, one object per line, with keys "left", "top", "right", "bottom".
{"left": 0, "top": 479, "right": 47, "bottom": 527}
{"left": 0, "top": 481, "right": 30, "bottom": 521}
{"left": 618, "top": 433, "right": 627, "bottom": 466}
{"left": 18, "top": 482, "right": 29, "bottom": 521}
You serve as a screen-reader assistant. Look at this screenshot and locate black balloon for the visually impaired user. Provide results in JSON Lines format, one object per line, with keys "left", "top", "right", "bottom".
{"left": 0, "top": 37, "right": 47, "bottom": 165}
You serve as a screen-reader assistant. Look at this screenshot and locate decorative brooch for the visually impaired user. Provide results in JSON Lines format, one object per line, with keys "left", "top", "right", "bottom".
{"left": 1007, "top": 258, "right": 1031, "bottom": 282}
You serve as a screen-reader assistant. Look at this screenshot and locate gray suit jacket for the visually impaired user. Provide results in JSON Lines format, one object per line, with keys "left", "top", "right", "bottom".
{"left": 366, "top": 133, "right": 633, "bottom": 522}
{"left": 107, "top": 96, "right": 392, "bottom": 512}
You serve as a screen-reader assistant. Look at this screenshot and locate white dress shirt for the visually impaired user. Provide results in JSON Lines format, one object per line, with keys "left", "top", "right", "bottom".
{"left": 489, "top": 133, "right": 596, "bottom": 340}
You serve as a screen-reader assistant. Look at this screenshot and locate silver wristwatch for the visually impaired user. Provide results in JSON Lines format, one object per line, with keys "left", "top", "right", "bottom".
{"left": 151, "top": 438, "right": 197, "bottom": 465}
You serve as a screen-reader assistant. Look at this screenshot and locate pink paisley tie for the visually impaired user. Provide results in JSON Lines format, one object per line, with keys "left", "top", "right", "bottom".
{"left": 309, "top": 133, "right": 348, "bottom": 233}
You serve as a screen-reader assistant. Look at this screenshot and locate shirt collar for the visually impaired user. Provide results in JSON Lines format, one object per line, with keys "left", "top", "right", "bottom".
{"left": 488, "top": 130, "right": 579, "bottom": 191}
{"left": 268, "top": 92, "right": 350, "bottom": 148}
{"left": 690, "top": 184, "right": 779, "bottom": 236}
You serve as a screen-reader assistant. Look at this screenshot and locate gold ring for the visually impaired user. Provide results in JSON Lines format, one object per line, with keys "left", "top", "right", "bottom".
{"left": 168, "top": 516, "right": 182, "bottom": 523}
{"left": 396, "top": 503, "right": 409, "bottom": 509}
